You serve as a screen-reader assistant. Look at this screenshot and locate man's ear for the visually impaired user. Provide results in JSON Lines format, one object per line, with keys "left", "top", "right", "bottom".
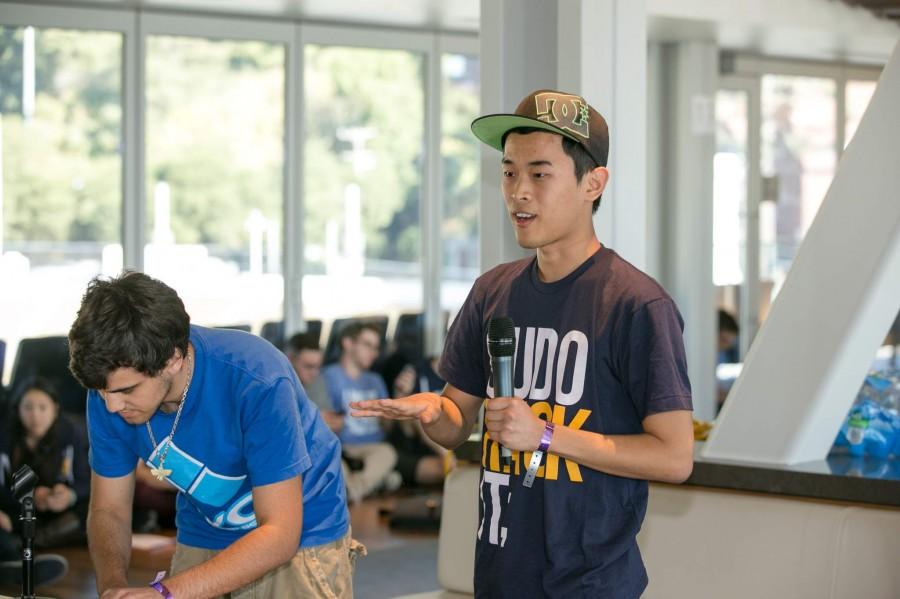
{"left": 163, "top": 348, "right": 185, "bottom": 376}
{"left": 583, "top": 166, "right": 610, "bottom": 202}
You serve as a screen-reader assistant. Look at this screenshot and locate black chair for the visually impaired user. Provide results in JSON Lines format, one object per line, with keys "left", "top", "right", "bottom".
{"left": 9, "top": 336, "right": 87, "bottom": 417}
{"left": 323, "top": 316, "right": 389, "bottom": 365}
{"left": 260, "top": 321, "right": 285, "bottom": 349}
{"left": 304, "top": 320, "right": 323, "bottom": 346}
{"left": 393, "top": 312, "right": 425, "bottom": 360}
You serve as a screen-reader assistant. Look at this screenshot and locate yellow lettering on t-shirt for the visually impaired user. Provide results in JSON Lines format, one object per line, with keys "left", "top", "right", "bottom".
{"left": 543, "top": 405, "right": 591, "bottom": 482}
{"left": 480, "top": 401, "right": 592, "bottom": 484}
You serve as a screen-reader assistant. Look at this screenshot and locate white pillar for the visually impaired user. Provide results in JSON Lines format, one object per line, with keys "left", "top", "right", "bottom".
{"left": 703, "top": 41, "right": 900, "bottom": 465}
{"left": 654, "top": 41, "right": 718, "bottom": 421}
{"left": 0, "top": 115, "right": 4, "bottom": 256}
{"left": 559, "top": 1, "right": 648, "bottom": 270}
{"left": 479, "top": 0, "right": 648, "bottom": 270}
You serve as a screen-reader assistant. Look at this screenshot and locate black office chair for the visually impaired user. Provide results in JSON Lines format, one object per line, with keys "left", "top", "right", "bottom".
{"left": 9, "top": 336, "right": 87, "bottom": 417}
{"left": 260, "top": 321, "right": 285, "bottom": 349}
{"left": 393, "top": 312, "right": 425, "bottom": 360}
{"left": 304, "top": 320, "right": 323, "bottom": 346}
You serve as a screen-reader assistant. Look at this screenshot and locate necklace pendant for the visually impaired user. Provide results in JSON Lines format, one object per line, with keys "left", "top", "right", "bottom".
{"left": 151, "top": 466, "right": 172, "bottom": 481}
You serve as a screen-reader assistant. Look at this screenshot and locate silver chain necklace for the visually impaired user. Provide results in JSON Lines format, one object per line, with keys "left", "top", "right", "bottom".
{"left": 146, "top": 352, "right": 193, "bottom": 481}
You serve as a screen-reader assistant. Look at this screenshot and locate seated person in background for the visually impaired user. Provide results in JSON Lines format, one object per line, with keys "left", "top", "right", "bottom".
{"left": 717, "top": 309, "right": 740, "bottom": 365}
{"left": 0, "top": 377, "right": 90, "bottom": 549}
{"left": 716, "top": 309, "right": 741, "bottom": 411}
{"left": 286, "top": 332, "right": 343, "bottom": 432}
{"left": 323, "top": 323, "right": 400, "bottom": 502}
{"left": 391, "top": 357, "right": 455, "bottom": 487}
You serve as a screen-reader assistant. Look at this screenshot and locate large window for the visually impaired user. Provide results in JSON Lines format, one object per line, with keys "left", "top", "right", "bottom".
{"left": 0, "top": 25, "right": 122, "bottom": 380}
{"left": 144, "top": 35, "right": 285, "bottom": 330}
{"left": 845, "top": 79, "right": 877, "bottom": 149}
{"left": 760, "top": 75, "right": 836, "bottom": 304}
{"left": 713, "top": 89, "right": 749, "bottom": 293}
{"left": 713, "top": 64, "right": 880, "bottom": 364}
{"left": 440, "top": 52, "right": 480, "bottom": 315}
{"left": 303, "top": 44, "right": 425, "bottom": 320}
{"left": 0, "top": 9, "right": 479, "bottom": 380}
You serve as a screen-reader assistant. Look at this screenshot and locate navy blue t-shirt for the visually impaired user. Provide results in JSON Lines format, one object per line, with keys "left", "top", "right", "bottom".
{"left": 439, "top": 247, "right": 692, "bottom": 599}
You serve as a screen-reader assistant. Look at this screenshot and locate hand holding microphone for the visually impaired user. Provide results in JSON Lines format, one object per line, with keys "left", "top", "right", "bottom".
{"left": 486, "top": 317, "right": 549, "bottom": 468}
{"left": 487, "top": 317, "right": 516, "bottom": 464}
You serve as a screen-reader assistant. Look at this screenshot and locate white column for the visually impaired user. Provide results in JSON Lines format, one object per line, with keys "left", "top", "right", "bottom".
{"left": 0, "top": 115, "right": 4, "bottom": 256}
{"left": 479, "top": 0, "right": 648, "bottom": 271}
{"left": 479, "top": 0, "right": 552, "bottom": 269}
{"left": 653, "top": 41, "right": 718, "bottom": 421}
{"left": 703, "top": 41, "right": 900, "bottom": 465}
{"left": 424, "top": 42, "right": 444, "bottom": 355}
{"left": 123, "top": 13, "right": 142, "bottom": 271}
{"left": 559, "top": 0, "right": 648, "bottom": 270}
{"left": 284, "top": 24, "right": 304, "bottom": 336}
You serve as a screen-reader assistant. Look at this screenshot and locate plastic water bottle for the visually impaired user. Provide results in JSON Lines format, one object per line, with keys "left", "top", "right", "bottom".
{"left": 847, "top": 407, "right": 869, "bottom": 457}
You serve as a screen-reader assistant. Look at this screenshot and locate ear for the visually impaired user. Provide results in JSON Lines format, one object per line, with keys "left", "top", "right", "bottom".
{"left": 163, "top": 349, "right": 185, "bottom": 376}
{"left": 582, "top": 166, "right": 609, "bottom": 203}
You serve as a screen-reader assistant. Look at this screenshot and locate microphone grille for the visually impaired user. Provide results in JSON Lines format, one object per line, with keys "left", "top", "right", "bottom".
{"left": 487, "top": 316, "right": 515, "bottom": 357}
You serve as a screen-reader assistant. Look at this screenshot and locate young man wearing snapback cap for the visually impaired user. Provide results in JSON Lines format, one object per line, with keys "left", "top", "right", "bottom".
{"left": 352, "top": 90, "right": 694, "bottom": 598}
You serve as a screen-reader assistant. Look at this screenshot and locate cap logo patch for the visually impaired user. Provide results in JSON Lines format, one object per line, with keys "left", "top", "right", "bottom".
{"left": 534, "top": 92, "right": 590, "bottom": 139}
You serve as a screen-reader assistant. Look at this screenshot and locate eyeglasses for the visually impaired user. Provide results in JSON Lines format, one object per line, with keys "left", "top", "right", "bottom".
{"left": 357, "top": 339, "right": 379, "bottom": 351}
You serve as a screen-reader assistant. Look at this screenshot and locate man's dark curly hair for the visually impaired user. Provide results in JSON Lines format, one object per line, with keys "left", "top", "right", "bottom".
{"left": 67, "top": 271, "right": 190, "bottom": 390}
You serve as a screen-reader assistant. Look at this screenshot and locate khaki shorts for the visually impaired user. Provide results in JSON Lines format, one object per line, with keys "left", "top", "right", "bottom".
{"left": 170, "top": 531, "right": 366, "bottom": 598}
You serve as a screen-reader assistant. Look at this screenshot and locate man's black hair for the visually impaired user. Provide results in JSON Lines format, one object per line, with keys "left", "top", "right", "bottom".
{"left": 501, "top": 127, "right": 603, "bottom": 213}
{"left": 285, "top": 332, "right": 321, "bottom": 355}
{"left": 68, "top": 271, "right": 190, "bottom": 390}
{"left": 718, "top": 309, "right": 740, "bottom": 334}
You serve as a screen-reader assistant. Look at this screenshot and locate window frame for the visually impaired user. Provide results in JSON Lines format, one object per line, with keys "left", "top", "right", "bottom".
{"left": 0, "top": 3, "right": 480, "bottom": 360}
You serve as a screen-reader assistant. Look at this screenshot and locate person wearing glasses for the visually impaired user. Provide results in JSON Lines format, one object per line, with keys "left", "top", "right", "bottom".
{"left": 322, "top": 322, "right": 401, "bottom": 503}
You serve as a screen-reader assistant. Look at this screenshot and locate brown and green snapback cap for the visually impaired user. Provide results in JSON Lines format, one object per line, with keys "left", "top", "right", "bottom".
{"left": 471, "top": 89, "right": 609, "bottom": 167}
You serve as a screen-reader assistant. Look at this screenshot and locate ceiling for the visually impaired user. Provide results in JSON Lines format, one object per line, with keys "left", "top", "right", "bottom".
{"left": 20, "top": 0, "right": 482, "bottom": 32}
{"left": 6, "top": 0, "right": 899, "bottom": 63}
{"left": 12, "top": 1, "right": 900, "bottom": 31}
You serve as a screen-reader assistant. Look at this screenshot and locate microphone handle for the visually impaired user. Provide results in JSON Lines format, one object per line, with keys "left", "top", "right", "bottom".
{"left": 491, "top": 355, "right": 514, "bottom": 462}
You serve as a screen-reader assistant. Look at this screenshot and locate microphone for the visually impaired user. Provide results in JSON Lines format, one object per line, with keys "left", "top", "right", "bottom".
{"left": 488, "top": 316, "right": 516, "bottom": 465}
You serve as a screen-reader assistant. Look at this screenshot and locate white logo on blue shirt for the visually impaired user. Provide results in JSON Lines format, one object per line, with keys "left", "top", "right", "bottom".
{"left": 148, "top": 439, "right": 256, "bottom": 531}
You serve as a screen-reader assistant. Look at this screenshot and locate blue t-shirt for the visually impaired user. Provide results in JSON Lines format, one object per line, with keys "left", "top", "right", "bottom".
{"left": 439, "top": 247, "right": 693, "bottom": 599}
{"left": 87, "top": 325, "right": 348, "bottom": 550}
{"left": 322, "top": 364, "right": 388, "bottom": 445}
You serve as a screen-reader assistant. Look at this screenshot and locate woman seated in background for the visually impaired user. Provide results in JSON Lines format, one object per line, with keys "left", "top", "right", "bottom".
{"left": 0, "top": 376, "right": 90, "bottom": 549}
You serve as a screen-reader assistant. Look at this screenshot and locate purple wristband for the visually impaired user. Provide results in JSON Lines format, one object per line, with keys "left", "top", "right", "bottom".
{"left": 538, "top": 422, "right": 555, "bottom": 453}
{"left": 150, "top": 581, "right": 173, "bottom": 599}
